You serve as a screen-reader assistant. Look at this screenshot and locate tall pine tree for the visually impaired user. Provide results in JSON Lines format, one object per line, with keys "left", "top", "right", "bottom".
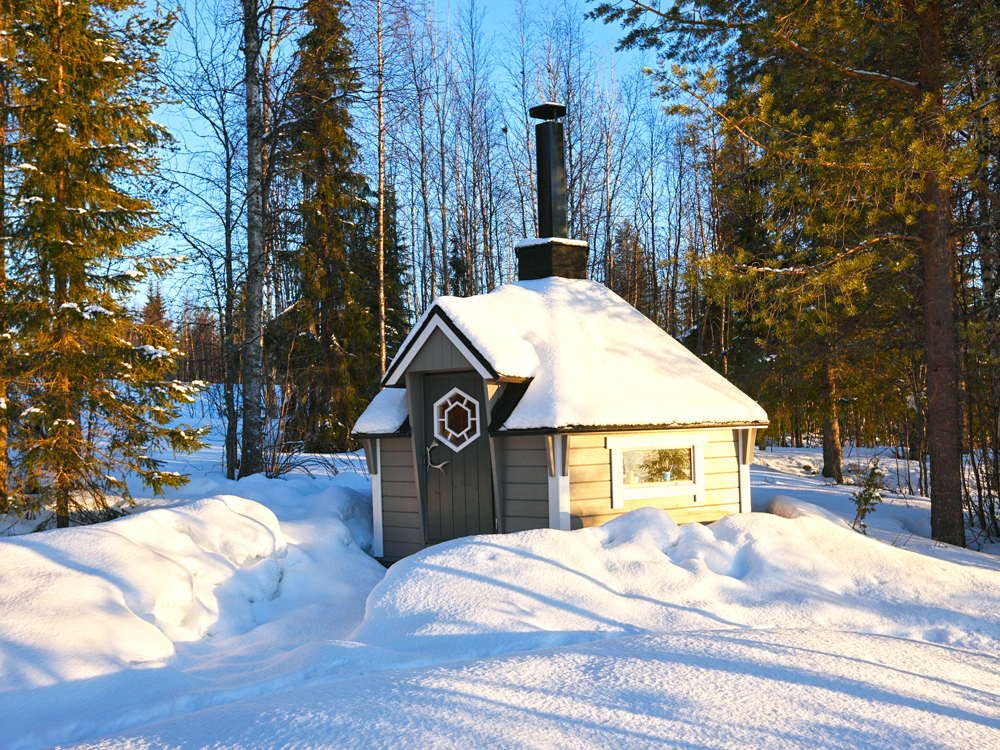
{"left": 596, "top": 0, "right": 1000, "bottom": 545}
{"left": 4, "top": 0, "right": 203, "bottom": 526}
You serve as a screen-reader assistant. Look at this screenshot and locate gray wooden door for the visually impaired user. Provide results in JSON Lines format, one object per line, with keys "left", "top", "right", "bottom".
{"left": 423, "top": 371, "right": 495, "bottom": 542}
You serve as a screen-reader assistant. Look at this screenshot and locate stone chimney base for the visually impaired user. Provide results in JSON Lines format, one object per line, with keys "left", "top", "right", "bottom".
{"left": 515, "top": 237, "right": 589, "bottom": 281}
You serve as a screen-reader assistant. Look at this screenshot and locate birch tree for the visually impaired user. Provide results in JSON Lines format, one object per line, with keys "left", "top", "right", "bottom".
{"left": 238, "top": 0, "right": 266, "bottom": 476}
{"left": 164, "top": 1, "right": 246, "bottom": 479}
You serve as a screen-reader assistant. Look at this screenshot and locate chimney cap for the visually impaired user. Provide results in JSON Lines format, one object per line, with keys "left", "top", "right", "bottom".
{"left": 529, "top": 101, "right": 567, "bottom": 121}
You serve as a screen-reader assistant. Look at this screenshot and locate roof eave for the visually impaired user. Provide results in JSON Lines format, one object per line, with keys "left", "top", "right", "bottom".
{"left": 491, "top": 420, "right": 770, "bottom": 437}
{"left": 351, "top": 416, "right": 412, "bottom": 440}
{"left": 351, "top": 428, "right": 411, "bottom": 440}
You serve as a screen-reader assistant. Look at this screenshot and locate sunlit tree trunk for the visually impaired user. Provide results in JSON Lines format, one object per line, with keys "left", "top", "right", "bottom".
{"left": 239, "top": 0, "right": 265, "bottom": 477}
{"left": 918, "top": 3, "right": 964, "bottom": 546}
{"left": 821, "top": 363, "right": 844, "bottom": 483}
{"left": 376, "top": 0, "right": 387, "bottom": 376}
{"left": 0, "top": 11, "right": 10, "bottom": 512}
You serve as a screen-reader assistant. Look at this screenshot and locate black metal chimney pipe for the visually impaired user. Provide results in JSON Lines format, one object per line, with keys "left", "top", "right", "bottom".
{"left": 532, "top": 102, "right": 568, "bottom": 237}
{"left": 536, "top": 120, "right": 567, "bottom": 237}
{"left": 517, "top": 101, "right": 587, "bottom": 281}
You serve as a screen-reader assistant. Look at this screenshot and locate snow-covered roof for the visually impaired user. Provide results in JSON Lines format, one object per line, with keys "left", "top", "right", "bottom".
{"left": 356, "top": 278, "right": 768, "bottom": 435}
{"left": 353, "top": 388, "right": 408, "bottom": 436}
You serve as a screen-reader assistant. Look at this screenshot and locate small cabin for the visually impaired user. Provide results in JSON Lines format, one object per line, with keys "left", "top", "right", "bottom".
{"left": 352, "top": 103, "right": 768, "bottom": 562}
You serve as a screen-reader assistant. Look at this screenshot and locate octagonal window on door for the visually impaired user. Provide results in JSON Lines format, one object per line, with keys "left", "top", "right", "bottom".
{"left": 433, "top": 387, "right": 481, "bottom": 451}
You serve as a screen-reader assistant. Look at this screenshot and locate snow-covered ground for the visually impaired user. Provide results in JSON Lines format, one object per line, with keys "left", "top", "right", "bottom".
{"left": 2, "top": 411, "right": 999, "bottom": 749}
{"left": 753, "top": 444, "right": 1000, "bottom": 561}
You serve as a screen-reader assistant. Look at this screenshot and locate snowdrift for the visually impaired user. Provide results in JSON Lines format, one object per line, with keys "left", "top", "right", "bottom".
{"left": 355, "top": 506, "right": 1000, "bottom": 656}
{"left": 5, "top": 467, "right": 1000, "bottom": 749}
{"left": 0, "top": 473, "right": 387, "bottom": 750}
{"left": 0, "top": 496, "right": 286, "bottom": 690}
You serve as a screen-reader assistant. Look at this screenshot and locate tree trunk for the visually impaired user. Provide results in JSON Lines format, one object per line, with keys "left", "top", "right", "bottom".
{"left": 0, "top": 243, "right": 6, "bottom": 514}
{"left": 0, "top": 19, "right": 8, "bottom": 511}
{"left": 239, "top": 0, "right": 265, "bottom": 478}
{"left": 821, "top": 363, "right": 844, "bottom": 484}
{"left": 55, "top": 264, "right": 71, "bottom": 527}
{"left": 670, "top": 140, "right": 683, "bottom": 336}
{"left": 224, "top": 138, "right": 239, "bottom": 479}
{"left": 376, "top": 0, "right": 387, "bottom": 377}
{"left": 414, "top": 59, "right": 435, "bottom": 303}
{"left": 434, "top": 33, "right": 449, "bottom": 297}
{"left": 54, "top": 0, "right": 70, "bottom": 527}
{"left": 918, "top": 3, "right": 965, "bottom": 546}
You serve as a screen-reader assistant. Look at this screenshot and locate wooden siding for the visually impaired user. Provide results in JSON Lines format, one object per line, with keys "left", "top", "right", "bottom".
{"left": 498, "top": 434, "right": 549, "bottom": 533}
{"left": 380, "top": 438, "right": 423, "bottom": 561}
{"left": 405, "top": 327, "right": 472, "bottom": 374}
{"left": 568, "top": 429, "right": 742, "bottom": 530}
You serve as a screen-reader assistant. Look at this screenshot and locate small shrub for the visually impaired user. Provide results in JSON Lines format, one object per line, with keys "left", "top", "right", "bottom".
{"left": 851, "top": 460, "right": 885, "bottom": 534}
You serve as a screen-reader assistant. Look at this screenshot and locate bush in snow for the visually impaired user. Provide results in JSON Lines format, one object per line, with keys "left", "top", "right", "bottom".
{"left": 851, "top": 460, "right": 885, "bottom": 534}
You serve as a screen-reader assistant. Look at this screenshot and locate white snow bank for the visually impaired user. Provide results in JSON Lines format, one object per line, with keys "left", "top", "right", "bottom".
{"left": 64, "top": 629, "right": 1000, "bottom": 750}
{"left": 0, "top": 496, "right": 286, "bottom": 691}
{"left": 381, "top": 278, "right": 767, "bottom": 430}
{"left": 8, "top": 402, "right": 1000, "bottom": 750}
{"left": 749, "top": 448, "right": 1000, "bottom": 563}
{"left": 0, "top": 469, "right": 388, "bottom": 750}
{"left": 355, "top": 507, "right": 1000, "bottom": 656}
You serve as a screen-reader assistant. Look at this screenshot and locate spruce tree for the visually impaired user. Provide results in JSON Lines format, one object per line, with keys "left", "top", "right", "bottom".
{"left": 4, "top": 0, "right": 203, "bottom": 526}
{"left": 0, "top": 3, "right": 18, "bottom": 511}
{"left": 141, "top": 284, "right": 170, "bottom": 330}
{"left": 610, "top": 220, "right": 655, "bottom": 318}
{"left": 356, "top": 184, "right": 408, "bottom": 375}
{"left": 276, "top": 0, "right": 407, "bottom": 452}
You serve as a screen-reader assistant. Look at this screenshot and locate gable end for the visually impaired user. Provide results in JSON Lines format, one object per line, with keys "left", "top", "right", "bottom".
{"left": 383, "top": 307, "right": 498, "bottom": 387}
{"left": 406, "top": 328, "right": 473, "bottom": 374}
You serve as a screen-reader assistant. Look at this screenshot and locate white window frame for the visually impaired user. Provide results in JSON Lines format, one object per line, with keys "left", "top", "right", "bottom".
{"left": 433, "top": 386, "right": 481, "bottom": 452}
{"left": 606, "top": 433, "right": 707, "bottom": 509}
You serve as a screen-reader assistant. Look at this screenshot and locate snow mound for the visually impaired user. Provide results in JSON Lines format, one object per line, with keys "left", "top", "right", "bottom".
{"left": 0, "top": 496, "right": 286, "bottom": 691}
{"left": 0, "top": 470, "right": 388, "bottom": 750}
{"left": 355, "top": 507, "right": 1000, "bottom": 657}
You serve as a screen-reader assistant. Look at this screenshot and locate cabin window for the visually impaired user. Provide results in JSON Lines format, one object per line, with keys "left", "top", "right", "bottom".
{"left": 622, "top": 447, "right": 692, "bottom": 486}
{"left": 607, "top": 434, "right": 707, "bottom": 509}
{"left": 433, "top": 387, "right": 481, "bottom": 452}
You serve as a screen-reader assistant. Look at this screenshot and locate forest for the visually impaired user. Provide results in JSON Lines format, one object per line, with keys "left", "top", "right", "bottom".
{"left": 0, "top": 0, "right": 997, "bottom": 549}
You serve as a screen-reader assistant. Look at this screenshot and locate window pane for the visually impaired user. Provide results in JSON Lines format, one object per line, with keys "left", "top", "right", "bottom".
{"left": 446, "top": 403, "right": 470, "bottom": 435}
{"left": 622, "top": 448, "right": 691, "bottom": 485}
